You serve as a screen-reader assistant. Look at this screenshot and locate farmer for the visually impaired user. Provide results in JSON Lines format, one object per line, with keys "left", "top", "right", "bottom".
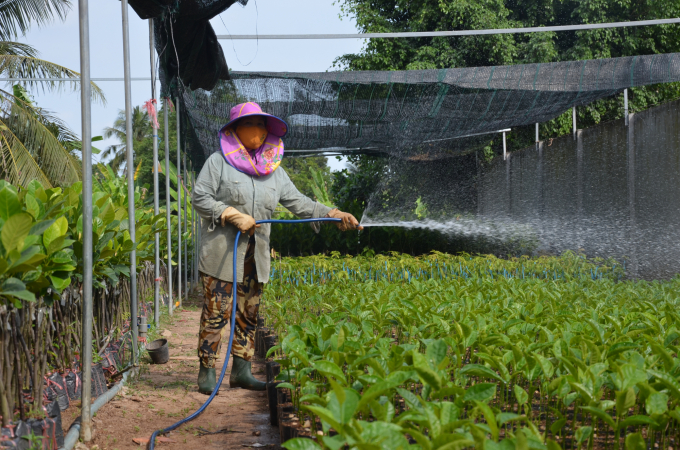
{"left": 192, "top": 102, "right": 361, "bottom": 393}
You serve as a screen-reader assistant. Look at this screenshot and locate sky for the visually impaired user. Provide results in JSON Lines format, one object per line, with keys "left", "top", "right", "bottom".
{"left": 10, "top": 0, "right": 365, "bottom": 171}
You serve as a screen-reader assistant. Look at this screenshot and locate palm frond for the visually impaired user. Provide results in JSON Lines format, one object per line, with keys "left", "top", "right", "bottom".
{"left": 0, "top": 87, "right": 80, "bottom": 186}
{"left": 108, "top": 151, "right": 127, "bottom": 175}
{"left": 0, "top": 0, "right": 71, "bottom": 40}
{"left": 102, "top": 125, "right": 126, "bottom": 142}
{"left": 0, "top": 40, "right": 37, "bottom": 57}
{"left": 0, "top": 118, "right": 53, "bottom": 187}
{"left": 0, "top": 54, "right": 106, "bottom": 104}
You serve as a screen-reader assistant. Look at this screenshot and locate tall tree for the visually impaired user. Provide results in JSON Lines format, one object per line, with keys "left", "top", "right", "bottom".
{"left": 335, "top": 0, "right": 680, "bottom": 71}
{"left": 0, "top": 0, "right": 105, "bottom": 187}
{"left": 102, "top": 106, "right": 152, "bottom": 174}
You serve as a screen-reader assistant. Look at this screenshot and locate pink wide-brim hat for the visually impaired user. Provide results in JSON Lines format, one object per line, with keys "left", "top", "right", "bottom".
{"left": 219, "top": 102, "right": 288, "bottom": 138}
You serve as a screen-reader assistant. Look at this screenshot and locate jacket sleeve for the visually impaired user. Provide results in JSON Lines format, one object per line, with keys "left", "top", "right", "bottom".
{"left": 192, "top": 153, "right": 228, "bottom": 232}
{"left": 277, "top": 168, "right": 332, "bottom": 232}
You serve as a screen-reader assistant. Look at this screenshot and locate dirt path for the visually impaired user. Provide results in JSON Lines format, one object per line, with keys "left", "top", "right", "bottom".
{"left": 77, "top": 295, "right": 279, "bottom": 450}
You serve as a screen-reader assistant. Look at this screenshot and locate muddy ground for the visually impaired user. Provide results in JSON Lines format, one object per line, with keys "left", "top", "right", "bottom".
{"left": 63, "top": 292, "right": 279, "bottom": 450}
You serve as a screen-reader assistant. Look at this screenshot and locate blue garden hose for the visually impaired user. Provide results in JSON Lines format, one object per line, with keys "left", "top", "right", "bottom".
{"left": 148, "top": 217, "right": 342, "bottom": 449}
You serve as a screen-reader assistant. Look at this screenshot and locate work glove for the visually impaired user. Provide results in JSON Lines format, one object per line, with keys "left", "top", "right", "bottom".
{"left": 326, "top": 209, "right": 363, "bottom": 231}
{"left": 220, "top": 207, "right": 260, "bottom": 235}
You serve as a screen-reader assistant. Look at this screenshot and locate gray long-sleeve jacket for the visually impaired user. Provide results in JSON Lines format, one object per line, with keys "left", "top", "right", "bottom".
{"left": 192, "top": 152, "right": 332, "bottom": 283}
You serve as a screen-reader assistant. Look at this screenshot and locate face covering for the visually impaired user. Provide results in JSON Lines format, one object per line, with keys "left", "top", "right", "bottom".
{"left": 236, "top": 125, "right": 268, "bottom": 150}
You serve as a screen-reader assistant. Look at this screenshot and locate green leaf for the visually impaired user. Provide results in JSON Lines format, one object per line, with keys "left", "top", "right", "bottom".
{"left": 412, "top": 351, "right": 442, "bottom": 390}
{"left": 314, "top": 360, "right": 347, "bottom": 384}
{"left": 580, "top": 406, "right": 615, "bottom": 429}
{"left": 0, "top": 187, "right": 20, "bottom": 221}
{"left": 29, "top": 220, "right": 54, "bottom": 236}
{"left": 1, "top": 277, "right": 35, "bottom": 301}
{"left": 648, "top": 369, "right": 680, "bottom": 401}
{"left": 624, "top": 432, "right": 647, "bottom": 450}
{"left": 575, "top": 426, "right": 592, "bottom": 444}
{"left": 496, "top": 412, "right": 524, "bottom": 426}
{"left": 550, "top": 418, "right": 567, "bottom": 435}
{"left": 282, "top": 438, "right": 322, "bottom": 450}
{"left": 24, "top": 194, "right": 40, "bottom": 219}
{"left": 1, "top": 212, "right": 33, "bottom": 252}
{"left": 619, "top": 364, "right": 648, "bottom": 391}
{"left": 301, "top": 405, "right": 342, "bottom": 432}
{"left": 475, "top": 400, "right": 499, "bottom": 442}
{"left": 546, "top": 439, "right": 563, "bottom": 450}
{"left": 616, "top": 388, "right": 636, "bottom": 417}
{"left": 326, "top": 388, "right": 359, "bottom": 424}
{"left": 514, "top": 384, "right": 529, "bottom": 405}
{"left": 459, "top": 364, "right": 506, "bottom": 384}
{"left": 43, "top": 216, "right": 68, "bottom": 249}
{"left": 463, "top": 383, "right": 496, "bottom": 402}
{"left": 426, "top": 339, "right": 448, "bottom": 366}
{"left": 645, "top": 391, "right": 668, "bottom": 416}
{"left": 356, "top": 378, "right": 405, "bottom": 410}
{"left": 620, "top": 415, "right": 658, "bottom": 428}
{"left": 276, "top": 382, "right": 295, "bottom": 390}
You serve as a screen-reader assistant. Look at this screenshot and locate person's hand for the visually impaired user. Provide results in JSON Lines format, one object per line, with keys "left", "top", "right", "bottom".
{"left": 220, "top": 207, "right": 261, "bottom": 235}
{"left": 326, "top": 209, "right": 363, "bottom": 231}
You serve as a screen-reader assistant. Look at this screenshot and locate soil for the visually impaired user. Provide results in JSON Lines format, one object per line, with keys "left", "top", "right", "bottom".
{"left": 63, "top": 292, "right": 279, "bottom": 450}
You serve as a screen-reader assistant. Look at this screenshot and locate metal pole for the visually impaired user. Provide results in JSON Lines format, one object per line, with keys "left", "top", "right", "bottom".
{"left": 191, "top": 168, "right": 196, "bottom": 290}
{"left": 572, "top": 106, "right": 577, "bottom": 139}
{"left": 535, "top": 123, "right": 539, "bottom": 143}
{"left": 176, "top": 100, "right": 182, "bottom": 308}
{"left": 193, "top": 171, "right": 199, "bottom": 286}
{"left": 183, "top": 152, "right": 188, "bottom": 302}
{"left": 122, "top": 0, "right": 138, "bottom": 362}
{"left": 502, "top": 131, "right": 507, "bottom": 160}
{"left": 164, "top": 100, "right": 173, "bottom": 315}
{"left": 624, "top": 88, "right": 629, "bottom": 126}
{"left": 150, "top": 19, "right": 160, "bottom": 326}
{"left": 78, "top": 0, "right": 93, "bottom": 441}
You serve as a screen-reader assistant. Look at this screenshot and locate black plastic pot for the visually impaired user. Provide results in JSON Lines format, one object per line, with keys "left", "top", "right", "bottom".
{"left": 146, "top": 338, "right": 169, "bottom": 364}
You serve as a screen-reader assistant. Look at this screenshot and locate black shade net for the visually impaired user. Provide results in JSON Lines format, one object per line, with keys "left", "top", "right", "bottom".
{"left": 168, "top": 53, "right": 680, "bottom": 168}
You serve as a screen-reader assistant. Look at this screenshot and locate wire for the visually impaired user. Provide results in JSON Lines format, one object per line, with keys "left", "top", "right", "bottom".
{"left": 218, "top": 0, "right": 259, "bottom": 67}
{"left": 147, "top": 217, "right": 342, "bottom": 450}
{"left": 214, "top": 17, "right": 680, "bottom": 40}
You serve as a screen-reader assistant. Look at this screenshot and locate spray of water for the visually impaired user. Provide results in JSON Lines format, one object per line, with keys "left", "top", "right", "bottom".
{"left": 361, "top": 101, "right": 680, "bottom": 279}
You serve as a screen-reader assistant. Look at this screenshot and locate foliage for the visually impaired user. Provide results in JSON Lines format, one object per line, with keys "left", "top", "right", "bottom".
{"left": 0, "top": 0, "right": 104, "bottom": 189}
{"left": 102, "top": 106, "right": 153, "bottom": 174}
{"left": 264, "top": 252, "right": 680, "bottom": 449}
{"left": 0, "top": 168, "right": 173, "bottom": 307}
{"left": 281, "top": 156, "right": 332, "bottom": 200}
{"left": 129, "top": 105, "right": 177, "bottom": 199}
{"left": 0, "top": 0, "right": 70, "bottom": 41}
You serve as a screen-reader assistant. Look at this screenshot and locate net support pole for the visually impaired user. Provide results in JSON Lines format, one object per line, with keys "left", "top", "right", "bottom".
{"left": 502, "top": 131, "right": 507, "bottom": 160}
{"left": 624, "top": 89, "right": 629, "bottom": 126}
{"left": 193, "top": 171, "right": 199, "bottom": 285}
{"left": 164, "top": 100, "right": 173, "bottom": 315}
{"left": 183, "top": 152, "right": 188, "bottom": 302}
{"left": 627, "top": 113, "right": 637, "bottom": 278}
{"left": 176, "top": 101, "right": 182, "bottom": 308}
{"left": 77, "top": 0, "right": 93, "bottom": 440}
{"left": 535, "top": 123, "right": 539, "bottom": 143}
{"left": 189, "top": 179, "right": 194, "bottom": 291}
{"left": 573, "top": 107, "right": 577, "bottom": 139}
{"left": 150, "top": 19, "right": 160, "bottom": 326}
{"left": 122, "top": 0, "right": 138, "bottom": 361}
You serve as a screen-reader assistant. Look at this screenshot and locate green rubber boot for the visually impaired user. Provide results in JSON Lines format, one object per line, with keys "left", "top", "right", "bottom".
{"left": 229, "top": 356, "right": 266, "bottom": 391}
{"left": 197, "top": 364, "right": 216, "bottom": 395}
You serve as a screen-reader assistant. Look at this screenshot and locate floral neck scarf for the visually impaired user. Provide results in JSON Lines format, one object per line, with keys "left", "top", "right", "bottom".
{"left": 219, "top": 128, "right": 284, "bottom": 177}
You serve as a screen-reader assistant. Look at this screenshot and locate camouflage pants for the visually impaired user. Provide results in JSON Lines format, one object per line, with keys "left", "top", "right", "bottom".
{"left": 197, "top": 236, "right": 262, "bottom": 368}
